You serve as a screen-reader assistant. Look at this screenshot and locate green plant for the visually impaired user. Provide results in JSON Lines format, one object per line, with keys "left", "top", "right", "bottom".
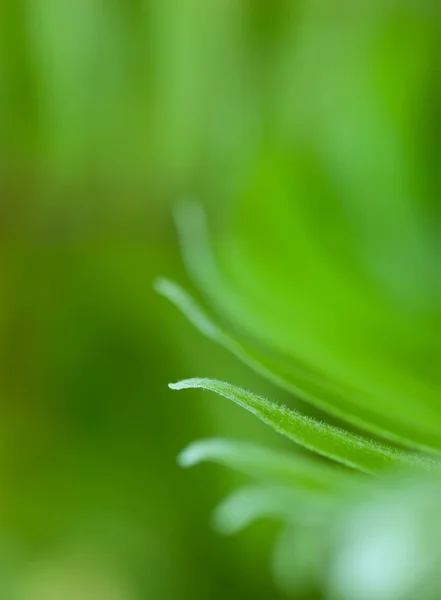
{"left": 157, "top": 196, "right": 441, "bottom": 600}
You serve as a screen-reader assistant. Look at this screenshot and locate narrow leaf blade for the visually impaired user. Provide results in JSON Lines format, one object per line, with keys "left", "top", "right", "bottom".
{"left": 212, "top": 484, "right": 323, "bottom": 535}
{"left": 179, "top": 438, "right": 354, "bottom": 493}
{"left": 170, "top": 378, "right": 436, "bottom": 474}
{"left": 156, "top": 277, "right": 441, "bottom": 456}
{"left": 165, "top": 200, "right": 441, "bottom": 456}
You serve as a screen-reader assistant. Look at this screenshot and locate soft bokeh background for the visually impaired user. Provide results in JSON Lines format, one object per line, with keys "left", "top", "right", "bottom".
{"left": 1, "top": 1, "right": 440, "bottom": 599}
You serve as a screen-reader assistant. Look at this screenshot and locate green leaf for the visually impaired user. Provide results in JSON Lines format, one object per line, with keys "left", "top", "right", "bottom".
{"left": 179, "top": 438, "right": 354, "bottom": 494}
{"left": 212, "top": 484, "right": 325, "bottom": 535}
{"left": 157, "top": 277, "right": 441, "bottom": 456}
{"left": 164, "top": 200, "right": 441, "bottom": 456}
{"left": 169, "top": 378, "right": 436, "bottom": 474}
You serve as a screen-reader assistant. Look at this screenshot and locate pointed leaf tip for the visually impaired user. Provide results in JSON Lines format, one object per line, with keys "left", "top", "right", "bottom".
{"left": 171, "top": 378, "right": 435, "bottom": 475}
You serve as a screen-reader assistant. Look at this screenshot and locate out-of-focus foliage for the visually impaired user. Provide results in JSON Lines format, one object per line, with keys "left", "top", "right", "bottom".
{"left": 157, "top": 2, "right": 441, "bottom": 600}
{"left": 2, "top": 0, "right": 441, "bottom": 599}
{"left": 164, "top": 192, "right": 441, "bottom": 598}
{"left": 0, "top": 1, "right": 318, "bottom": 599}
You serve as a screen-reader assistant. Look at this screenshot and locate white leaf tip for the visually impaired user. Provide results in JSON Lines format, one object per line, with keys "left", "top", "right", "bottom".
{"left": 153, "top": 277, "right": 172, "bottom": 295}
{"left": 177, "top": 446, "right": 196, "bottom": 468}
{"left": 168, "top": 382, "right": 182, "bottom": 390}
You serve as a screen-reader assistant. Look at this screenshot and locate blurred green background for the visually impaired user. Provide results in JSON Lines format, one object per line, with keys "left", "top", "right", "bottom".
{"left": 1, "top": 1, "right": 440, "bottom": 598}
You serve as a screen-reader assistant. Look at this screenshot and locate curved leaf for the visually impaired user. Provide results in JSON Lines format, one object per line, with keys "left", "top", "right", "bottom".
{"left": 156, "top": 277, "right": 441, "bottom": 455}
{"left": 179, "top": 438, "right": 354, "bottom": 494}
{"left": 212, "top": 484, "right": 323, "bottom": 535}
{"left": 169, "top": 378, "right": 437, "bottom": 474}
{"left": 166, "top": 200, "right": 441, "bottom": 455}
